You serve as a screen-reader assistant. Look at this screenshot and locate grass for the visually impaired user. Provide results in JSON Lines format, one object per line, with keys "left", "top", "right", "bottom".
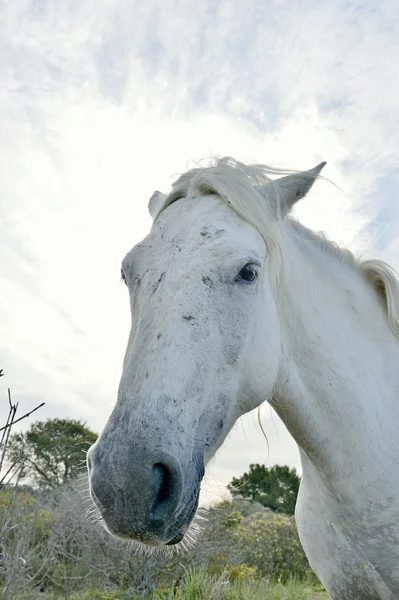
{"left": 150, "top": 568, "right": 328, "bottom": 600}
{"left": 20, "top": 568, "right": 328, "bottom": 600}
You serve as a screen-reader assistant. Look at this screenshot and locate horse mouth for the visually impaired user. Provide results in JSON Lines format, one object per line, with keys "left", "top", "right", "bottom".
{"left": 163, "top": 489, "right": 200, "bottom": 545}
{"left": 165, "top": 530, "right": 186, "bottom": 545}
{"left": 92, "top": 488, "right": 201, "bottom": 548}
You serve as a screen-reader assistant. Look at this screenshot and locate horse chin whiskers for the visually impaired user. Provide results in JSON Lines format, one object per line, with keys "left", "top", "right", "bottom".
{"left": 93, "top": 508, "right": 207, "bottom": 558}
{"left": 141, "top": 510, "right": 206, "bottom": 557}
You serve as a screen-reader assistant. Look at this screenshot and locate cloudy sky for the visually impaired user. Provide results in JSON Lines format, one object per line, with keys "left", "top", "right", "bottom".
{"left": 1, "top": 0, "right": 399, "bottom": 504}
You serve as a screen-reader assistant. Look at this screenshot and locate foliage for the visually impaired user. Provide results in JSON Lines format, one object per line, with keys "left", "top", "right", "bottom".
{"left": 225, "top": 562, "right": 258, "bottom": 582}
{"left": 234, "top": 513, "right": 310, "bottom": 582}
{"left": 151, "top": 568, "right": 326, "bottom": 600}
{"left": 14, "top": 572, "right": 328, "bottom": 600}
{"left": 0, "top": 489, "right": 53, "bottom": 542}
{"left": 213, "top": 500, "right": 244, "bottom": 530}
{"left": 193, "top": 499, "right": 314, "bottom": 586}
{"left": 228, "top": 464, "right": 300, "bottom": 515}
{"left": 0, "top": 485, "right": 326, "bottom": 599}
{"left": 0, "top": 488, "right": 59, "bottom": 598}
{"left": 7, "top": 419, "right": 97, "bottom": 488}
{"left": 0, "top": 404, "right": 322, "bottom": 600}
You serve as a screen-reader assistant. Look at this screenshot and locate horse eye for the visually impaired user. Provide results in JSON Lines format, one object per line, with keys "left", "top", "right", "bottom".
{"left": 120, "top": 269, "right": 127, "bottom": 284}
{"left": 236, "top": 264, "right": 259, "bottom": 284}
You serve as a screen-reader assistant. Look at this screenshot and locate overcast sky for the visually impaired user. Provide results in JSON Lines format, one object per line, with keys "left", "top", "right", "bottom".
{"left": 1, "top": 0, "right": 399, "bottom": 504}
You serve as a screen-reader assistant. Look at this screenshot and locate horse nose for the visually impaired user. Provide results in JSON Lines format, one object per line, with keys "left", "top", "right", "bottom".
{"left": 88, "top": 450, "right": 183, "bottom": 543}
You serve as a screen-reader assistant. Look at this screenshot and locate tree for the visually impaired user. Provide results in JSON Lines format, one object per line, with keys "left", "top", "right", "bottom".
{"left": 7, "top": 419, "right": 98, "bottom": 488}
{"left": 228, "top": 464, "right": 300, "bottom": 515}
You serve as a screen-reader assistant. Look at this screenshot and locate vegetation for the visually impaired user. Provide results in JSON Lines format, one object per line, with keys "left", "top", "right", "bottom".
{"left": 7, "top": 419, "right": 97, "bottom": 488}
{"left": 40, "top": 568, "right": 327, "bottom": 599}
{"left": 228, "top": 464, "right": 300, "bottom": 515}
{"left": 1, "top": 376, "right": 325, "bottom": 599}
{"left": 0, "top": 483, "right": 326, "bottom": 599}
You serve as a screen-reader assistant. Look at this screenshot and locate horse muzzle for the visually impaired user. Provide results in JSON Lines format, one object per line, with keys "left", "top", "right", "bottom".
{"left": 87, "top": 445, "right": 200, "bottom": 545}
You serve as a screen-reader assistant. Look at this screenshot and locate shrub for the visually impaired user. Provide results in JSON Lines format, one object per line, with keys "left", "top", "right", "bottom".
{"left": 226, "top": 563, "right": 257, "bottom": 582}
{"left": 234, "top": 513, "right": 310, "bottom": 582}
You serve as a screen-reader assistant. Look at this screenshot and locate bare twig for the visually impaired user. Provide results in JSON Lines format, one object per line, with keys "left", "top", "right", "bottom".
{"left": 1, "top": 384, "right": 44, "bottom": 487}
{"left": 0, "top": 460, "right": 22, "bottom": 488}
{"left": 0, "top": 392, "right": 18, "bottom": 473}
{"left": 0, "top": 398, "right": 45, "bottom": 434}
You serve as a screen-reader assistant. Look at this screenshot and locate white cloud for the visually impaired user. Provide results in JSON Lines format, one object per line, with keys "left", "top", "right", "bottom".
{"left": 1, "top": 0, "right": 399, "bottom": 499}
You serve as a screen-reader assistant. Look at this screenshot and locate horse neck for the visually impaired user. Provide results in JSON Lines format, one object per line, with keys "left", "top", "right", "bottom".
{"left": 274, "top": 228, "right": 399, "bottom": 486}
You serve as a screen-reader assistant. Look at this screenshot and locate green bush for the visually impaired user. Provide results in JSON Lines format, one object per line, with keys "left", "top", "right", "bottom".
{"left": 226, "top": 563, "right": 258, "bottom": 582}
{"left": 0, "top": 486, "right": 324, "bottom": 598}
{"left": 234, "top": 514, "right": 310, "bottom": 582}
{"left": 0, "top": 489, "right": 54, "bottom": 539}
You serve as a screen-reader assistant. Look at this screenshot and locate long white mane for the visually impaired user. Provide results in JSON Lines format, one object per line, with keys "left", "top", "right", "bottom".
{"left": 157, "top": 157, "right": 399, "bottom": 341}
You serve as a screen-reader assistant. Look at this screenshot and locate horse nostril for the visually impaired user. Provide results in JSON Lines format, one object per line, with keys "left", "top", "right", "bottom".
{"left": 152, "top": 463, "right": 170, "bottom": 503}
{"left": 151, "top": 461, "right": 180, "bottom": 522}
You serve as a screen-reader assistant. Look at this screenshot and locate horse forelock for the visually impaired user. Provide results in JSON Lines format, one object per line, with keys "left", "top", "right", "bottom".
{"left": 155, "top": 157, "right": 290, "bottom": 293}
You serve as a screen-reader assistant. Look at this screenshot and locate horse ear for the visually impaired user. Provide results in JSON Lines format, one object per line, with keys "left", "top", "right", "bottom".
{"left": 148, "top": 190, "right": 167, "bottom": 220}
{"left": 256, "top": 162, "right": 326, "bottom": 218}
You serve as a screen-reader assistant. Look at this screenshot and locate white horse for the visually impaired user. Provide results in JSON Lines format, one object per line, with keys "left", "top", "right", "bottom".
{"left": 87, "top": 158, "right": 399, "bottom": 599}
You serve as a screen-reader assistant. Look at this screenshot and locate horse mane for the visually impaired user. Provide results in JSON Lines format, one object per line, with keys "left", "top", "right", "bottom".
{"left": 157, "top": 157, "right": 399, "bottom": 341}
{"left": 289, "top": 220, "right": 399, "bottom": 340}
{"left": 359, "top": 260, "right": 399, "bottom": 339}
